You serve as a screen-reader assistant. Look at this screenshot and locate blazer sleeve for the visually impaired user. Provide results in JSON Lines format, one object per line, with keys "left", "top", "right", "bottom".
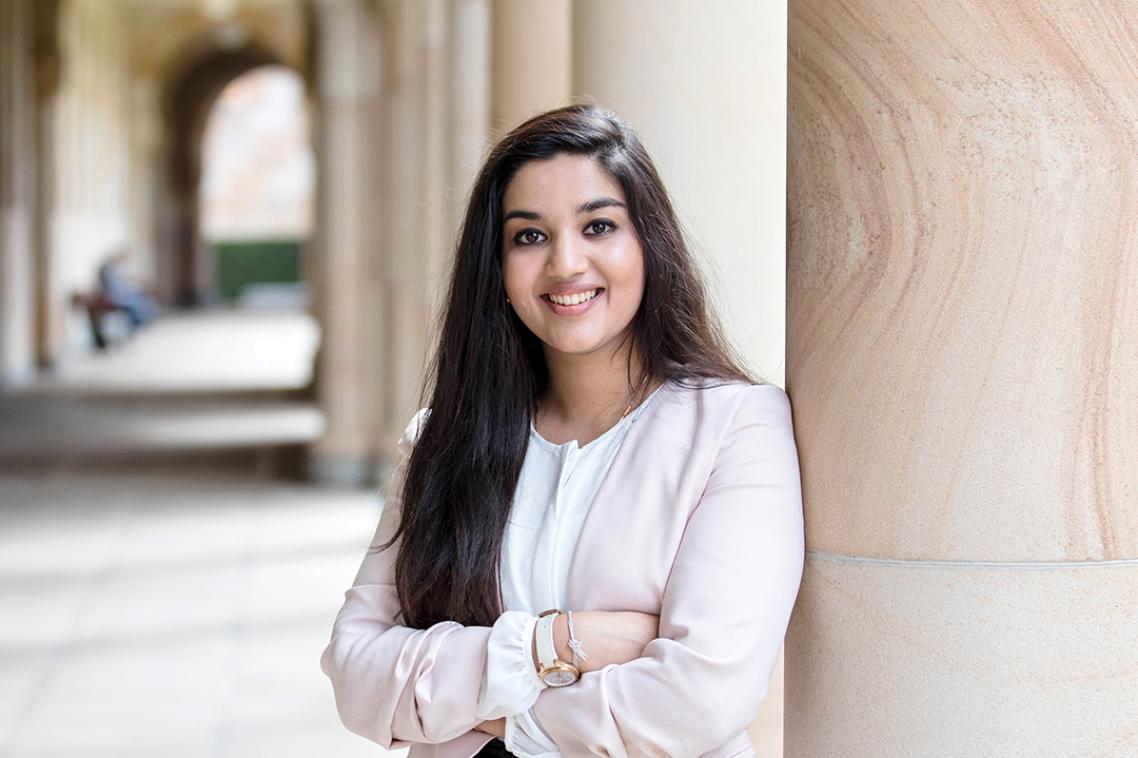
{"left": 530, "top": 384, "right": 806, "bottom": 757}
{"left": 319, "top": 409, "right": 494, "bottom": 748}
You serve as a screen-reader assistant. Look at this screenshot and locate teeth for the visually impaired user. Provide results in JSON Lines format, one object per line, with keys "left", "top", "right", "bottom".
{"left": 549, "top": 289, "right": 598, "bottom": 306}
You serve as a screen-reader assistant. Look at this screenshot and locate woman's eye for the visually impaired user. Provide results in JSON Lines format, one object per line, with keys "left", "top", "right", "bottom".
{"left": 585, "top": 220, "right": 615, "bottom": 235}
{"left": 514, "top": 229, "right": 545, "bottom": 245}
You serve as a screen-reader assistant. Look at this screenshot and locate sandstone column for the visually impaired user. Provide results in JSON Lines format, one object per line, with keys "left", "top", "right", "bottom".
{"left": 30, "top": 0, "right": 59, "bottom": 369}
{"left": 489, "top": 0, "right": 570, "bottom": 135}
{"left": 0, "top": 0, "right": 36, "bottom": 387}
{"left": 371, "top": 0, "right": 426, "bottom": 460}
{"left": 310, "top": 0, "right": 382, "bottom": 484}
{"left": 446, "top": 0, "right": 490, "bottom": 243}
{"left": 419, "top": 0, "right": 451, "bottom": 338}
{"left": 785, "top": 2, "right": 1138, "bottom": 756}
{"left": 572, "top": 2, "right": 789, "bottom": 753}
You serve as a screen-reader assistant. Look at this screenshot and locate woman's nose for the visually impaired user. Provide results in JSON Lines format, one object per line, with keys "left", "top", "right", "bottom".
{"left": 546, "top": 232, "right": 588, "bottom": 277}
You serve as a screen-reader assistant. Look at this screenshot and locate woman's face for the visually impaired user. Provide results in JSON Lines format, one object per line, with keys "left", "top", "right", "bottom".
{"left": 500, "top": 154, "right": 645, "bottom": 363}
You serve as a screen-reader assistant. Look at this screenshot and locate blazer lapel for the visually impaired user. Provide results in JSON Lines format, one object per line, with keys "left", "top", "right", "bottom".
{"left": 564, "top": 380, "right": 684, "bottom": 608}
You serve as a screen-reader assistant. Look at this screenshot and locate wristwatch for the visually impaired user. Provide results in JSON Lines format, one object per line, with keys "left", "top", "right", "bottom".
{"left": 536, "top": 608, "right": 580, "bottom": 687}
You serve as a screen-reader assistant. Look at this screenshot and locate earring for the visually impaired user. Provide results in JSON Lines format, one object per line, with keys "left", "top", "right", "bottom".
{"left": 505, "top": 296, "right": 511, "bottom": 304}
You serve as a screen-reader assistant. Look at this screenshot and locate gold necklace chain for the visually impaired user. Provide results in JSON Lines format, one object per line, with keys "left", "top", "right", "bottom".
{"left": 618, "top": 372, "right": 653, "bottom": 420}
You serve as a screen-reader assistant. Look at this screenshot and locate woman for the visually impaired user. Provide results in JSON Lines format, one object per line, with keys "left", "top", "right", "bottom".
{"left": 321, "top": 105, "right": 804, "bottom": 758}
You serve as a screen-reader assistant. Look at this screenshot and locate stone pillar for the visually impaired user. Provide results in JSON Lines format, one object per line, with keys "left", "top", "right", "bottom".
{"left": 0, "top": 0, "right": 37, "bottom": 388}
{"left": 30, "top": 0, "right": 59, "bottom": 369}
{"left": 126, "top": 77, "right": 160, "bottom": 284}
{"left": 369, "top": 0, "right": 452, "bottom": 461}
{"left": 571, "top": 2, "right": 788, "bottom": 753}
{"left": 489, "top": 0, "right": 570, "bottom": 134}
{"left": 363, "top": 0, "right": 491, "bottom": 467}
{"left": 420, "top": 0, "right": 450, "bottom": 333}
{"left": 309, "top": 0, "right": 383, "bottom": 485}
{"left": 446, "top": 0, "right": 490, "bottom": 243}
{"left": 785, "top": 3, "right": 1138, "bottom": 756}
{"left": 374, "top": 0, "right": 421, "bottom": 459}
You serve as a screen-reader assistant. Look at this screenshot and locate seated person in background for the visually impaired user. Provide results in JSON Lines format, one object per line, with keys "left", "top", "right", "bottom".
{"left": 98, "top": 248, "right": 157, "bottom": 329}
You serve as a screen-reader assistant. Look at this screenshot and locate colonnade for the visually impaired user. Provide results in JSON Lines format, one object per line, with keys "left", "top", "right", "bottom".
{"left": 0, "top": 0, "right": 308, "bottom": 373}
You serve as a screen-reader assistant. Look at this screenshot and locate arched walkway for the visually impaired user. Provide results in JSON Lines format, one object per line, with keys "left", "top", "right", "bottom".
{"left": 157, "top": 43, "right": 303, "bottom": 306}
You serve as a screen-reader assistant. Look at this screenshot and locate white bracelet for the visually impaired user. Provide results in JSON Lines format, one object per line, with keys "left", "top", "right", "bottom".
{"left": 566, "top": 610, "right": 589, "bottom": 668}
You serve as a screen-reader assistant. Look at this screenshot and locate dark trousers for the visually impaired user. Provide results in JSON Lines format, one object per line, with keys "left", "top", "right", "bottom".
{"left": 474, "top": 738, "right": 516, "bottom": 757}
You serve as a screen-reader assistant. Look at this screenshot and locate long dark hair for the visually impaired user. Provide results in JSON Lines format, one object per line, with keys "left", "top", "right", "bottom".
{"left": 381, "top": 104, "right": 756, "bottom": 629}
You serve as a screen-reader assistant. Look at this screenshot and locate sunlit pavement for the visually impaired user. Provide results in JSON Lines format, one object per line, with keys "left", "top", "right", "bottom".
{"left": 0, "top": 310, "right": 405, "bottom": 758}
{"left": 34, "top": 307, "right": 321, "bottom": 396}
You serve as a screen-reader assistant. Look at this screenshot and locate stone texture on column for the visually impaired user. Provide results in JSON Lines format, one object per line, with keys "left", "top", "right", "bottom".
{"left": 489, "top": 0, "right": 570, "bottom": 134}
{"left": 374, "top": 0, "right": 423, "bottom": 460}
{"left": 420, "top": 0, "right": 450, "bottom": 340}
{"left": 785, "top": 2, "right": 1138, "bottom": 756}
{"left": 371, "top": 0, "right": 460, "bottom": 466}
{"left": 368, "top": 0, "right": 490, "bottom": 468}
{"left": 310, "top": 0, "right": 382, "bottom": 485}
{"left": 30, "top": 0, "right": 59, "bottom": 370}
{"left": 0, "top": 0, "right": 36, "bottom": 387}
{"left": 446, "top": 0, "right": 490, "bottom": 247}
{"left": 572, "top": 2, "right": 789, "bottom": 754}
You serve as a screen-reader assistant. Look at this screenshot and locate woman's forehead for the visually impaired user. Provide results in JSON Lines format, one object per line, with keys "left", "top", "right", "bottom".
{"left": 502, "top": 155, "right": 625, "bottom": 217}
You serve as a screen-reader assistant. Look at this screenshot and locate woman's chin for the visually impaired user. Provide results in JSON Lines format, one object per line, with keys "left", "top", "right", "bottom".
{"left": 539, "top": 336, "right": 602, "bottom": 356}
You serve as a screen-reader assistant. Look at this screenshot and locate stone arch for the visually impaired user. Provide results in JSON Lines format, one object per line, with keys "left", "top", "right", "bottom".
{"left": 156, "top": 36, "right": 308, "bottom": 306}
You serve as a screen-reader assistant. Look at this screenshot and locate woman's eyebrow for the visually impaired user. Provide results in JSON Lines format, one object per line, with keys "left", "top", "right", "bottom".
{"left": 502, "top": 197, "right": 627, "bottom": 225}
{"left": 577, "top": 197, "right": 626, "bottom": 214}
{"left": 502, "top": 209, "right": 541, "bottom": 223}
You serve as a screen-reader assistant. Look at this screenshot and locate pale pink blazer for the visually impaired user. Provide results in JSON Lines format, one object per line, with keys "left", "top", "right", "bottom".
{"left": 321, "top": 379, "right": 805, "bottom": 757}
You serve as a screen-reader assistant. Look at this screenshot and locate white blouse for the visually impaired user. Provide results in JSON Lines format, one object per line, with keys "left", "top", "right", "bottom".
{"left": 398, "top": 382, "right": 668, "bottom": 757}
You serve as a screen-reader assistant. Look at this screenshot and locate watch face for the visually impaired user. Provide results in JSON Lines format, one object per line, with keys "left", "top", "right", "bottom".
{"left": 543, "top": 669, "right": 578, "bottom": 687}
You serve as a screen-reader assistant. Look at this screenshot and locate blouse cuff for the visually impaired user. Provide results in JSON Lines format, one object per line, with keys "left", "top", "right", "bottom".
{"left": 505, "top": 710, "right": 559, "bottom": 757}
{"left": 475, "top": 611, "right": 545, "bottom": 720}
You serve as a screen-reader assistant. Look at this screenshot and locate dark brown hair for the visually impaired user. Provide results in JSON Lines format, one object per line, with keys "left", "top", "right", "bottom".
{"left": 380, "top": 104, "right": 755, "bottom": 628}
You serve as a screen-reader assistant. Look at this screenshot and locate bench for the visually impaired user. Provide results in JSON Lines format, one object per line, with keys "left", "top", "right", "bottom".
{"left": 70, "top": 291, "right": 129, "bottom": 350}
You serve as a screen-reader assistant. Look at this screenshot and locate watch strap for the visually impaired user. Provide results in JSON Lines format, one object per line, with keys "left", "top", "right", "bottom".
{"left": 535, "top": 610, "right": 560, "bottom": 670}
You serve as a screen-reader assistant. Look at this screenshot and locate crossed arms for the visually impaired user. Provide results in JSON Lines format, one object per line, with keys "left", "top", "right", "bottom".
{"left": 320, "top": 384, "right": 804, "bottom": 756}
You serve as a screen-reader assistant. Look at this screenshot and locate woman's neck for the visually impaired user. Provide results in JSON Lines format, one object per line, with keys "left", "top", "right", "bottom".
{"left": 538, "top": 345, "right": 658, "bottom": 436}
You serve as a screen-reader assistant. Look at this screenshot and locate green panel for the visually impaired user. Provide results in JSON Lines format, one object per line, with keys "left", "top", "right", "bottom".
{"left": 213, "top": 239, "right": 304, "bottom": 301}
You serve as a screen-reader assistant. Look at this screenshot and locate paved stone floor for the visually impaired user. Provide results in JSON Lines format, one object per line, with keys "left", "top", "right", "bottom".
{"left": 0, "top": 310, "right": 404, "bottom": 757}
{"left": 35, "top": 307, "right": 321, "bottom": 396}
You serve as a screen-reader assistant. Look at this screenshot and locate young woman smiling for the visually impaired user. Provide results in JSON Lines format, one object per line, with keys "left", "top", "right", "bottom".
{"left": 321, "top": 105, "right": 805, "bottom": 758}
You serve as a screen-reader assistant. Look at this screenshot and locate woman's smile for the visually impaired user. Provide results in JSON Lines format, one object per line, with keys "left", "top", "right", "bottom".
{"left": 542, "top": 287, "right": 605, "bottom": 315}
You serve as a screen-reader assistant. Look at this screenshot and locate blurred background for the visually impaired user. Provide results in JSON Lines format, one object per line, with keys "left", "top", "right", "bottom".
{"left": 0, "top": 1, "right": 787, "bottom": 756}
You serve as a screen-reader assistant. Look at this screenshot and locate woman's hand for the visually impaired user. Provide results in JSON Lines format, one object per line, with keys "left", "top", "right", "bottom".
{"left": 475, "top": 718, "right": 506, "bottom": 738}
{"left": 531, "top": 611, "right": 659, "bottom": 676}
